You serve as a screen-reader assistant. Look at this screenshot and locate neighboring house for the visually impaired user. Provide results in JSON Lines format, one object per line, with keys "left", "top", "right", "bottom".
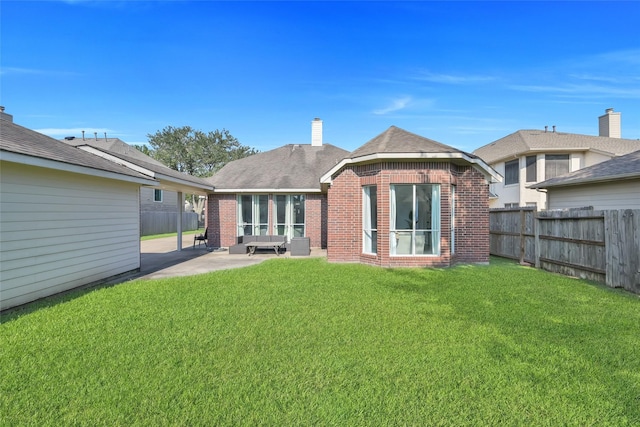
{"left": 0, "top": 109, "right": 155, "bottom": 311}
{"left": 473, "top": 109, "right": 640, "bottom": 209}
{"left": 61, "top": 136, "right": 195, "bottom": 233}
{"left": 321, "top": 126, "right": 500, "bottom": 267}
{"left": 529, "top": 149, "right": 640, "bottom": 210}
{"left": 0, "top": 109, "right": 212, "bottom": 310}
{"left": 207, "top": 121, "right": 500, "bottom": 268}
{"left": 206, "top": 119, "right": 349, "bottom": 249}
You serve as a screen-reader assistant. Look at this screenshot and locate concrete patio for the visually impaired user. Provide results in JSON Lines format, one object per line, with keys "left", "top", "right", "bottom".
{"left": 138, "top": 235, "right": 326, "bottom": 280}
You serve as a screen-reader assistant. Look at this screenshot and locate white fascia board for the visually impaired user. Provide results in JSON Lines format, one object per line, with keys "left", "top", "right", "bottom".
{"left": 0, "top": 151, "right": 158, "bottom": 186}
{"left": 78, "top": 146, "right": 156, "bottom": 177}
{"left": 213, "top": 188, "right": 322, "bottom": 193}
{"left": 320, "top": 152, "right": 503, "bottom": 184}
{"left": 529, "top": 173, "right": 640, "bottom": 189}
{"left": 154, "top": 173, "right": 214, "bottom": 192}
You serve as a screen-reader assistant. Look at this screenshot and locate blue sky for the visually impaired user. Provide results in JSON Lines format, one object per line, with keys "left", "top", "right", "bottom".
{"left": 2, "top": 1, "right": 639, "bottom": 153}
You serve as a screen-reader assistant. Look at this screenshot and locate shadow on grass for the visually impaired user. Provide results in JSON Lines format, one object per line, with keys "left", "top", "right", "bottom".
{"left": 1, "top": 247, "right": 214, "bottom": 323}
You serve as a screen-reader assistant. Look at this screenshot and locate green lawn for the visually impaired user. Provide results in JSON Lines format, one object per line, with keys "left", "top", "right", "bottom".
{"left": 2, "top": 258, "right": 639, "bottom": 426}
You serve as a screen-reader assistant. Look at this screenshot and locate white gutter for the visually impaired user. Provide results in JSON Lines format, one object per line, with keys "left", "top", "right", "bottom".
{"left": 320, "top": 152, "right": 502, "bottom": 184}
{"left": 212, "top": 188, "right": 322, "bottom": 193}
{"left": 79, "top": 146, "right": 156, "bottom": 177}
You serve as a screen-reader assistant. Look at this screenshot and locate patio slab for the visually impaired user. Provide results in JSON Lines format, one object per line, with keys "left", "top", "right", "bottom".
{"left": 137, "top": 235, "right": 326, "bottom": 280}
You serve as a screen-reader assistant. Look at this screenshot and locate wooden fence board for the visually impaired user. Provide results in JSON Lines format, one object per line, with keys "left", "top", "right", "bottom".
{"left": 605, "top": 209, "right": 640, "bottom": 293}
{"left": 491, "top": 208, "right": 640, "bottom": 294}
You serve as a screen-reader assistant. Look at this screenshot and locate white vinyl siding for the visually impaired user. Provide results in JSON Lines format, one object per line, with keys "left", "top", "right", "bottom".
{"left": 0, "top": 162, "right": 141, "bottom": 310}
{"left": 547, "top": 180, "right": 640, "bottom": 210}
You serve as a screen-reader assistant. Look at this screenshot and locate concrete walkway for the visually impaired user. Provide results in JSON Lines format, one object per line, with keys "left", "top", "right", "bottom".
{"left": 137, "top": 235, "right": 326, "bottom": 280}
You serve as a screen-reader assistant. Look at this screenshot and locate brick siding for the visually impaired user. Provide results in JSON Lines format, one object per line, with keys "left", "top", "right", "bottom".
{"left": 327, "top": 162, "right": 490, "bottom": 267}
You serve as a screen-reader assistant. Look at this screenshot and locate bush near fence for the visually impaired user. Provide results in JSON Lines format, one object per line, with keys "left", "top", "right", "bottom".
{"left": 490, "top": 208, "right": 639, "bottom": 294}
{"left": 140, "top": 212, "right": 199, "bottom": 236}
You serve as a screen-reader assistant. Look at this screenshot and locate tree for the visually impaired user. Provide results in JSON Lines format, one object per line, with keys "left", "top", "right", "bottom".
{"left": 146, "top": 126, "right": 257, "bottom": 178}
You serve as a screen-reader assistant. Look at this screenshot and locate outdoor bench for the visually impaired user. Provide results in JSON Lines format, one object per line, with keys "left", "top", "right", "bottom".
{"left": 229, "top": 235, "right": 287, "bottom": 255}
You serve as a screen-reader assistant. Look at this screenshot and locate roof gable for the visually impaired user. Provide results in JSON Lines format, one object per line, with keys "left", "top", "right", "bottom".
{"left": 474, "top": 130, "right": 640, "bottom": 164}
{"left": 321, "top": 126, "right": 501, "bottom": 184}
{"left": 350, "top": 126, "right": 467, "bottom": 158}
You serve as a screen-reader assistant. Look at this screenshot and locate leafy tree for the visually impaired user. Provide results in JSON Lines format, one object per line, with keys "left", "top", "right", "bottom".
{"left": 146, "top": 126, "right": 257, "bottom": 178}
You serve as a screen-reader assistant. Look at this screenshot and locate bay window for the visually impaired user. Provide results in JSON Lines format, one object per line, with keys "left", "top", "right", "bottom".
{"left": 390, "top": 184, "right": 440, "bottom": 256}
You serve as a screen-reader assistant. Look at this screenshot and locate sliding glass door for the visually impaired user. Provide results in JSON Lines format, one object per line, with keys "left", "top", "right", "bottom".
{"left": 273, "top": 195, "right": 305, "bottom": 241}
{"left": 237, "top": 195, "right": 268, "bottom": 236}
{"left": 390, "top": 184, "right": 440, "bottom": 255}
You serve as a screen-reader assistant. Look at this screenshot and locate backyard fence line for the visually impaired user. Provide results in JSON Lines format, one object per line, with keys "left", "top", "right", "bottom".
{"left": 140, "top": 212, "right": 199, "bottom": 236}
{"left": 489, "top": 208, "right": 639, "bottom": 294}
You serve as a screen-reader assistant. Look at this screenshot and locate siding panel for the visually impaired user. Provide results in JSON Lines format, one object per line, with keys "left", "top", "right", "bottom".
{"left": 0, "top": 162, "right": 141, "bottom": 310}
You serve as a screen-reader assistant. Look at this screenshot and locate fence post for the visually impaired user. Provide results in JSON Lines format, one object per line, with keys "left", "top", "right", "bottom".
{"left": 534, "top": 211, "right": 541, "bottom": 268}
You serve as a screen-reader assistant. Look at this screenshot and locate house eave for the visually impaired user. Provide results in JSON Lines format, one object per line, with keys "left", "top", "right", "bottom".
{"left": 321, "top": 152, "right": 502, "bottom": 184}
{"left": 529, "top": 173, "right": 640, "bottom": 189}
{"left": 0, "top": 150, "right": 158, "bottom": 186}
{"left": 212, "top": 188, "right": 322, "bottom": 194}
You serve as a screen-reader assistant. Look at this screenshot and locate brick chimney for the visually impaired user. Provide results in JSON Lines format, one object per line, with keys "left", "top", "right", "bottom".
{"left": 598, "top": 108, "right": 621, "bottom": 138}
{"left": 311, "top": 118, "right": 323, "bottom": 146}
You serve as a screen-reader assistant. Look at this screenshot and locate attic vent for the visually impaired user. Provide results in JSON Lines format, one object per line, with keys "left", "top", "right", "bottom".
{"left": 64, "top": 136, "right": 76, "bottom": 140}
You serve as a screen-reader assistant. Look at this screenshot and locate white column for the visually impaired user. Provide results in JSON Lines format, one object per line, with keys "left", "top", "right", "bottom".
{"left": 177, "top": 191, "right": 183, "bottom": 251}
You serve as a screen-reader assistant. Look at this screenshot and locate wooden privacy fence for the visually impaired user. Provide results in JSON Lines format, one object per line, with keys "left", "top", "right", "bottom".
{"left": 140, "top": 212, "right": 199, "bottom": 236}
{"left": 490, "top": 208, "right": 640, "bottom": 294}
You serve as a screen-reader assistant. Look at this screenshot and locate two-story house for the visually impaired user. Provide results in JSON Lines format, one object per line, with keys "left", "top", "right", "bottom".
{"left": 473, "top": 109, "right": 640, "bottom": 209}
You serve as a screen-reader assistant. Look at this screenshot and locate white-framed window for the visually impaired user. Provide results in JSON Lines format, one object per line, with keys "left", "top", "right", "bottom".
{"left": 237, "top": 195, "right": 268, "bottom": 236}
{"left": 363, "top": 186, "right": 377, "bottom": 254}
{"left": 273, "top": 195, "right": 305, "bottom": 242}
{"left": 451, "top": 185, "right": 456, "bottom": 255}
{"left": 153, "top": 189, "right": 163, "bottom": 202}
{"left": 526, "top": 156, "right": 537, "bottom": 182}
{"left": 545, "top": 154, "right": 569, "bottom": 179}
{"left": 390, "top": 184, "right": 440, "bottom": 256}
{"left": 504, "top": 159, "right": 519, "bottom": 185}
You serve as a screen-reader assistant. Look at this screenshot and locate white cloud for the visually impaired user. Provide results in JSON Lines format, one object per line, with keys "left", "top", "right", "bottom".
{"left": 413, "top": 71, "right": 495, "bottom": 85}
{"left": 373, "top": 96, "right": 412, "bottom": 115}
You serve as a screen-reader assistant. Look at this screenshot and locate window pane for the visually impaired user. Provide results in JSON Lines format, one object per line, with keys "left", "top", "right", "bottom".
{"left": 394, "top": 185, "right": 414, "bottom": 230}
{"left": 415, "top": 185, "right": 432, "bottom": 230}
{"left": 505, "top": 159, "right": 519, "bottom": 185}
{"left": 275, "top": 195, "right": 286, "bottom": 224}
{"left": 545, "top": 154, "right": 569, "bottom": 179}
{"left": 526, "top": 156, "right": 537, "bottom": 182}
{"left": 293, "top": 195, "right": 305, "bottom": 224}
{"left": 394, "top": 231, "right": 413, "bottom": 255}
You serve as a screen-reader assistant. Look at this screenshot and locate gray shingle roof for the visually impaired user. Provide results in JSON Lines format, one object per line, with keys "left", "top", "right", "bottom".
{"left": 350, "top": 125, "right": 476, "bottom": 158}
{"left": 530, "top": 149, "right": 640, "bottom": 189}
{"left": 80, "top": 145, "right": 213, "bottom": 189}
{"left": 62, "top": 137, "right": 167, "bottom": 167}
{"left": 207, "top": 143, "right": 349, "bottom": 190}
{"left": 321, "top": 126, "right": 501, "bottom": 184}
{"left": 473, "top": 129, "right": 640, "bottom": 165}
{"left": 0, "top": 115, "right": 153, "bottom": 181}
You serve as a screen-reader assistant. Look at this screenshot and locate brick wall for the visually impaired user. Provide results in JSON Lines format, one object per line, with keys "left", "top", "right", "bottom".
{"left": 207, "top": 193, "right": 237, "bottom": 248}
{"left": 327, "top": 162, "right": 490, "bottom": 267}
{"left": 208, "top": 192, "right": 327, "bottom": 248}
{"left": 452, "top": 166, "right": 490, "bottom": 263}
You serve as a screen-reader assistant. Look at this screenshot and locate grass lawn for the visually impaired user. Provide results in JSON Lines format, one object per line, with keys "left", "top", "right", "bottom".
{"left": 1, "top": 257, "right": 639, "bottom": 426}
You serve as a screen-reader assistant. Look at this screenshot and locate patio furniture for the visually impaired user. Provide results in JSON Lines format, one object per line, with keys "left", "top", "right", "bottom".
{"left": 193, "top": 228, "right": 208, "bottom": 248}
